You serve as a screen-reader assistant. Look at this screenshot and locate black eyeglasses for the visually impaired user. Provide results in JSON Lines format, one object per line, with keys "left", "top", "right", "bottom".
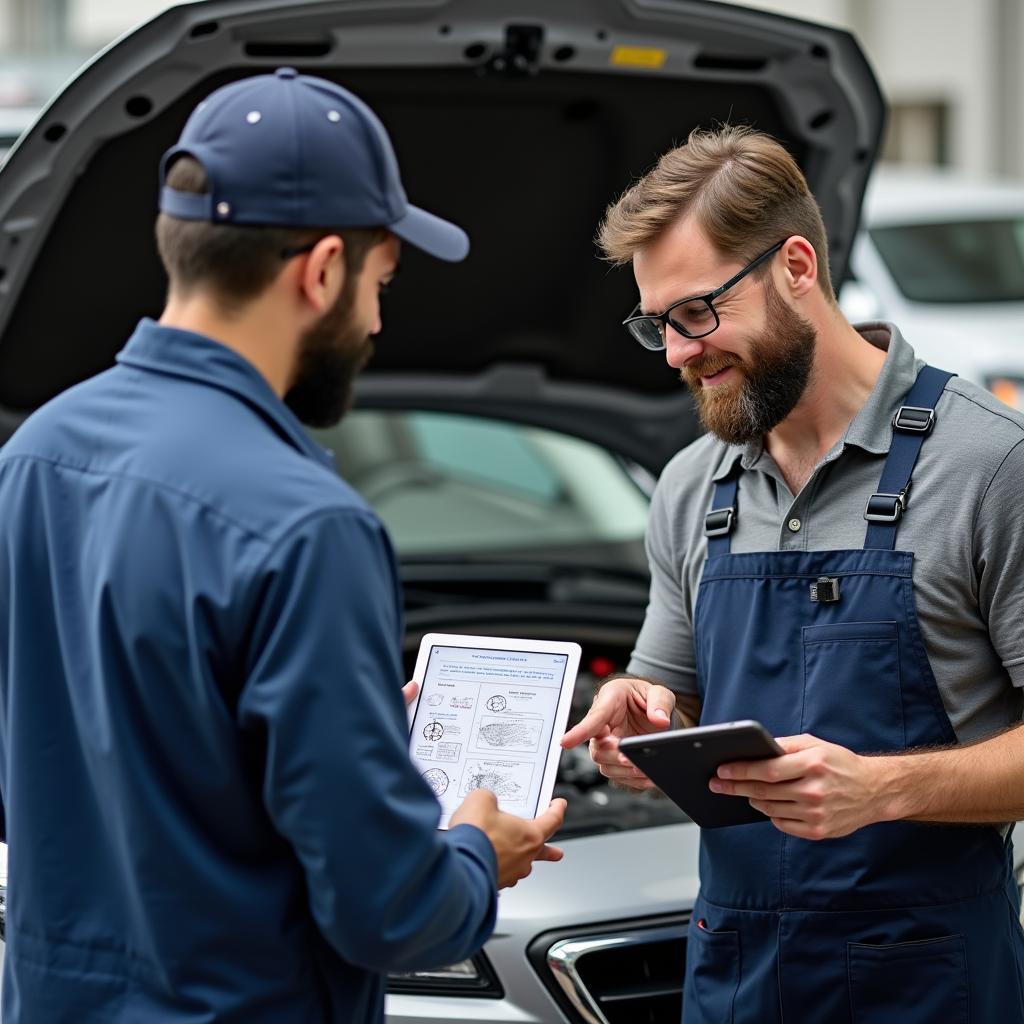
{"left": 622, "top": 240, "right": 786, "bottom": 351}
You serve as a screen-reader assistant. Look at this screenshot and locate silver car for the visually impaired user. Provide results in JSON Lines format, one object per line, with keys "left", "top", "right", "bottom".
{"left": 3, "top": 2, "right": 989, "bottom": 1022}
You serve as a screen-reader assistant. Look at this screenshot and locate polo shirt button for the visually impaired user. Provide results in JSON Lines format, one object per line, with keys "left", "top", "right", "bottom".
{"left": 788, "top": 518, "right": 802, "bottom": 533}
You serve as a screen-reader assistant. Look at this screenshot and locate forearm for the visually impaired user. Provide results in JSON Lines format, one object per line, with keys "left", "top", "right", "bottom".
{"left": 876, "top": 724, "right": 1024, "bottom": 823}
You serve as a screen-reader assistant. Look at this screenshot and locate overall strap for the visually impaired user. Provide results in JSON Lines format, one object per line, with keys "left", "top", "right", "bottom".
{"left": 863, "top": 365, "right": 955, "bottom": 550}
{"left": 705, "top": 461, "right": 742, "bottom": 558}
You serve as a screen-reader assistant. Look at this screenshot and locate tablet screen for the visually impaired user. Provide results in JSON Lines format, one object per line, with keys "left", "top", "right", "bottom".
{"left": 409, "top": 643, "right": 569, "bottom": 827}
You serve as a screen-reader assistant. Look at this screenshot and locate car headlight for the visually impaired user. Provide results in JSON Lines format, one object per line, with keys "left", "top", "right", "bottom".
{"left": 387, "top": 953, "right": 503, "bottom": 997}
{"left": 987, "top": 376, "right": 1024, "bottom": 412}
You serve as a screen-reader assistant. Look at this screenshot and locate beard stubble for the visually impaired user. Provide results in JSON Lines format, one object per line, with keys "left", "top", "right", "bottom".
{"left": 681, "top": 277, "right": 817, "bottom": 446}
{"left": 284, "top": 280, "right": 372, "bottom": 429}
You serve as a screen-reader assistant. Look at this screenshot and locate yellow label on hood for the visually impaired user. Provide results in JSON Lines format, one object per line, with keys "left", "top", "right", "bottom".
{"left": 611, "top": 46, "right": 668, "bottom": 69}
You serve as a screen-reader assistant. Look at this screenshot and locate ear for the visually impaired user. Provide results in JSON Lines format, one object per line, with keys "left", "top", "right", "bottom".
{"left": 778, "top": 235, "right": 817, "bottom": 299}
{"left": 298, "top": 234, "right": 345, "bottom": 313}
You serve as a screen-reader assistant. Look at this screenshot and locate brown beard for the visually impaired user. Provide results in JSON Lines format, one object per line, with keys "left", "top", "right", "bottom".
{"left": 681, "top": 277, "right": 817, "bottom": 445}
{"left": 284, "top": 279, "right": 372, "bottom": 428}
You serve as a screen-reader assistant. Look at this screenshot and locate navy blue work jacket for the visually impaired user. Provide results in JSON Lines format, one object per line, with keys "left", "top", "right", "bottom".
{"left": 0, "top": 319, "right": 497, "bottom": 1022}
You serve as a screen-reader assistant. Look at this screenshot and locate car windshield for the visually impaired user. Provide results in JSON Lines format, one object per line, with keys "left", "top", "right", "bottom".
{"left": 312, "top": 410, "right": 690, "bottom": 837}
{"left": 314, "top": 410, "right": 650, "bottom": 557}
{"left": 870, "top": 217, "right": 1024, "bottom": 302}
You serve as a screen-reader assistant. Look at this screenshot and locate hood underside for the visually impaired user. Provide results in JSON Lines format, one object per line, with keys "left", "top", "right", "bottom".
{"left": 0, "top": 0, "right": 884, "bottom": 471}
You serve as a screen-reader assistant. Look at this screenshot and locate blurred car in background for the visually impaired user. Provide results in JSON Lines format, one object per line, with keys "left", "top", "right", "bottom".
{"left": 841, "top": 166, "right": 1024, "bottom": 412}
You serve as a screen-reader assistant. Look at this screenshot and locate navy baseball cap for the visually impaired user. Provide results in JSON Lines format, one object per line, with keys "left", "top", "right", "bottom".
{"left": 159, "top": 67, "right": 468, "bottom": 262}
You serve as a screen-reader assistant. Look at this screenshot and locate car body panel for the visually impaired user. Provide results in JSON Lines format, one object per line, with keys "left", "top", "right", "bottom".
{"left": 385, "top": 824, "right": 700, "bottom": 1023}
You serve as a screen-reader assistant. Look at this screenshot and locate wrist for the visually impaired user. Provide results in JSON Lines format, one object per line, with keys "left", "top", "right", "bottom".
{"left": 869, "top": 755, "right": 916, "bottom": 822}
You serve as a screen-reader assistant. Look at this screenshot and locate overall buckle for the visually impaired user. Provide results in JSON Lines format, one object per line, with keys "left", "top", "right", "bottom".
{"left": 810, "top": 576, "right": 841, "bottom": 603}
{"left": 704, "top": 506, "right": 736, "bottom": 538}
{"left": 892, "top": 405, "right": 936, "bottom": 434}
{"left": 863, "top": 484, "right": 911, "bottom": 524}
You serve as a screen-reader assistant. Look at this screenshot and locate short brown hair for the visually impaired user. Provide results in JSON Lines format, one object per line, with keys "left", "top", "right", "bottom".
{"left": 155, "top": 155, "right": 388, "bottom": 312}
{"left": 597, "top": 125, "right": 834, "bottom": 301}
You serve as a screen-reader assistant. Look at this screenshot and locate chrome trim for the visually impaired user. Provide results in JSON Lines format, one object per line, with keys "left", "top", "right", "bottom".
{"left": 546, "top": 923, "right": 688, "bottom": 1024}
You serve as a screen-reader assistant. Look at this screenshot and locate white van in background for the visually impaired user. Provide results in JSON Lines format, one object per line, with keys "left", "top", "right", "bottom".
{"left": 841, "top": 165, "right": 1024, "bottom": 412}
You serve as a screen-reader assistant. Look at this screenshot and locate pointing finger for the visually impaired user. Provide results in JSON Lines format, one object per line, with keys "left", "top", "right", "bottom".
{"left": 562, "top": 704, "right": 615, "bottom": 749}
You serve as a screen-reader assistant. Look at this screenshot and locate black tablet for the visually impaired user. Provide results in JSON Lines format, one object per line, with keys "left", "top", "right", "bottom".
{"left": 619, "top": 721, "right": 784, "bottom": 829}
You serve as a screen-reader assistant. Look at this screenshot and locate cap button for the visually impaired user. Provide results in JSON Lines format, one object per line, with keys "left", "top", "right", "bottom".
{"left": 275, "top": 67, "right": 298, "bottom": 80}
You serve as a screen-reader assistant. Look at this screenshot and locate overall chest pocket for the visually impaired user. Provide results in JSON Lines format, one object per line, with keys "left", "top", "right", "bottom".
{"left": 801, "top": 621, "right": 905, "bottom": 752}
{"left": 848, "top": 935, "right": 968, "bottom": 1024}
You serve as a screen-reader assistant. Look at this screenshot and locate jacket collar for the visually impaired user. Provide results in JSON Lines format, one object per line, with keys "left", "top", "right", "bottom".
{"left": 711, "top": 321, "right": 923, "bottom": 482}
{"left": 116, "top": 318, "right": 335, "bottom": 469}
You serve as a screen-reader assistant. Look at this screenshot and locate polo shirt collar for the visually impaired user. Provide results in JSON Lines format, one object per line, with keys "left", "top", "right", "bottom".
{"left": 840, "top": 321, "right": 923, "bottom": 455}
{"left": 710, "top": 320, "right": 923, "bottom": 482}
{"left": 116, "top": 318, "right": 335, "bottom": 469}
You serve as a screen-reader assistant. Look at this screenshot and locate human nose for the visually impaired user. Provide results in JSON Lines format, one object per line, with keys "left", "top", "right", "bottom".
{"left": 664, "top": 329, "right": 707, "bottom": 369}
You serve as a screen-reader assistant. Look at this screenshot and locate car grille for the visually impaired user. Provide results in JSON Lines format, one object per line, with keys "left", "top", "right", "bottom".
{"left": 531, "top": 915, "right": 688, "bottom": 1024}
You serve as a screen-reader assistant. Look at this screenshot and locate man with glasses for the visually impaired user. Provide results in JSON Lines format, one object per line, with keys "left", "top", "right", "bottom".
{"left": 0, "top": 69, "right": 566, "bottom": 1023}
{"left": 562, "top": 125, "right": 1024, "bottom": 1020}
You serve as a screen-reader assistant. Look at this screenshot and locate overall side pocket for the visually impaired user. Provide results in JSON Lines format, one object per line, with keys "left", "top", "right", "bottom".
{"left": 684, "top": 919, "right": 740, "bottom": 1024}
{"left": 801, "top": 621, "right": 904, "bottom": 752}
{"left": 848, "top": 934, "right": 968, "bottom": 1024}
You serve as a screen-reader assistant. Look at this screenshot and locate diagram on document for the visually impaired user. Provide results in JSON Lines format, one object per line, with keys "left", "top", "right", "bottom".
{"left": 460, "top": 758, "right": 534, "bottom": 804}
{"left": 409, "top": 646, "right": 566, "bottom": 825}
{"left": 475, "top": 717, "right": 543, "bottom": 752}
{"left": 421, "top": 768, "right": 450, "bottom": 797}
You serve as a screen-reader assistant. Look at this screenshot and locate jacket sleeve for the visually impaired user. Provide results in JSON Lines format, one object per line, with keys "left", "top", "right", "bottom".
{"left": 237, "top": 507, "right": 497, "bottom": 973}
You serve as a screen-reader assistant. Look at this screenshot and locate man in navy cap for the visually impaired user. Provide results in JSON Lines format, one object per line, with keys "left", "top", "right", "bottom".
{"left": 0, "top": 69, "right": 565, "bottom": 1022}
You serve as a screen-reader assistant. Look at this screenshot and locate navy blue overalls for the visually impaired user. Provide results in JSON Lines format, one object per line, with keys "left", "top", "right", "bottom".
{"left": 683, "top": 366, "right": 1024, "bottom": 1022}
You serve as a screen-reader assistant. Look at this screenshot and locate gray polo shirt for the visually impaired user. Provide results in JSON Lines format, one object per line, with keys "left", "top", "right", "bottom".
{"left": 627, "top": 322, "right": 1024, "bottom": 743}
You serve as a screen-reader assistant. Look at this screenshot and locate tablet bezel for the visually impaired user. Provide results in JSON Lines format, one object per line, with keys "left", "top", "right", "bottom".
{"left": 410, "top": 632, "right": 582, "bottom": 829}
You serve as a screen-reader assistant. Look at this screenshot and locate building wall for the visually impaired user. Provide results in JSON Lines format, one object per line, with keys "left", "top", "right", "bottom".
{"left": 68, "top": 0, "right": 170, "bottom": 51}
{"left": 860, "top": 0, "right": 997, "bottom": 175}
{"left": 748, "top": 0, "right": 1023, "bottom": 179}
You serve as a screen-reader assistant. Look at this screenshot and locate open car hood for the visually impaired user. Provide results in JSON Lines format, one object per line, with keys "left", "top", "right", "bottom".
{"left": 0, "top": 0, "right": 884, "bottom": 473}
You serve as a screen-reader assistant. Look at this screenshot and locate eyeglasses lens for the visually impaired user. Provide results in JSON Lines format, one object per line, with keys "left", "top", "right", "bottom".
{"left": 627, "top": 298, "right": 719, "bottom": 350}
{"left": 667, "top": 298, "right": 718, "bottom": 339}
{"left": 627, "top": 319, "right": 667, "bottom": 351}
